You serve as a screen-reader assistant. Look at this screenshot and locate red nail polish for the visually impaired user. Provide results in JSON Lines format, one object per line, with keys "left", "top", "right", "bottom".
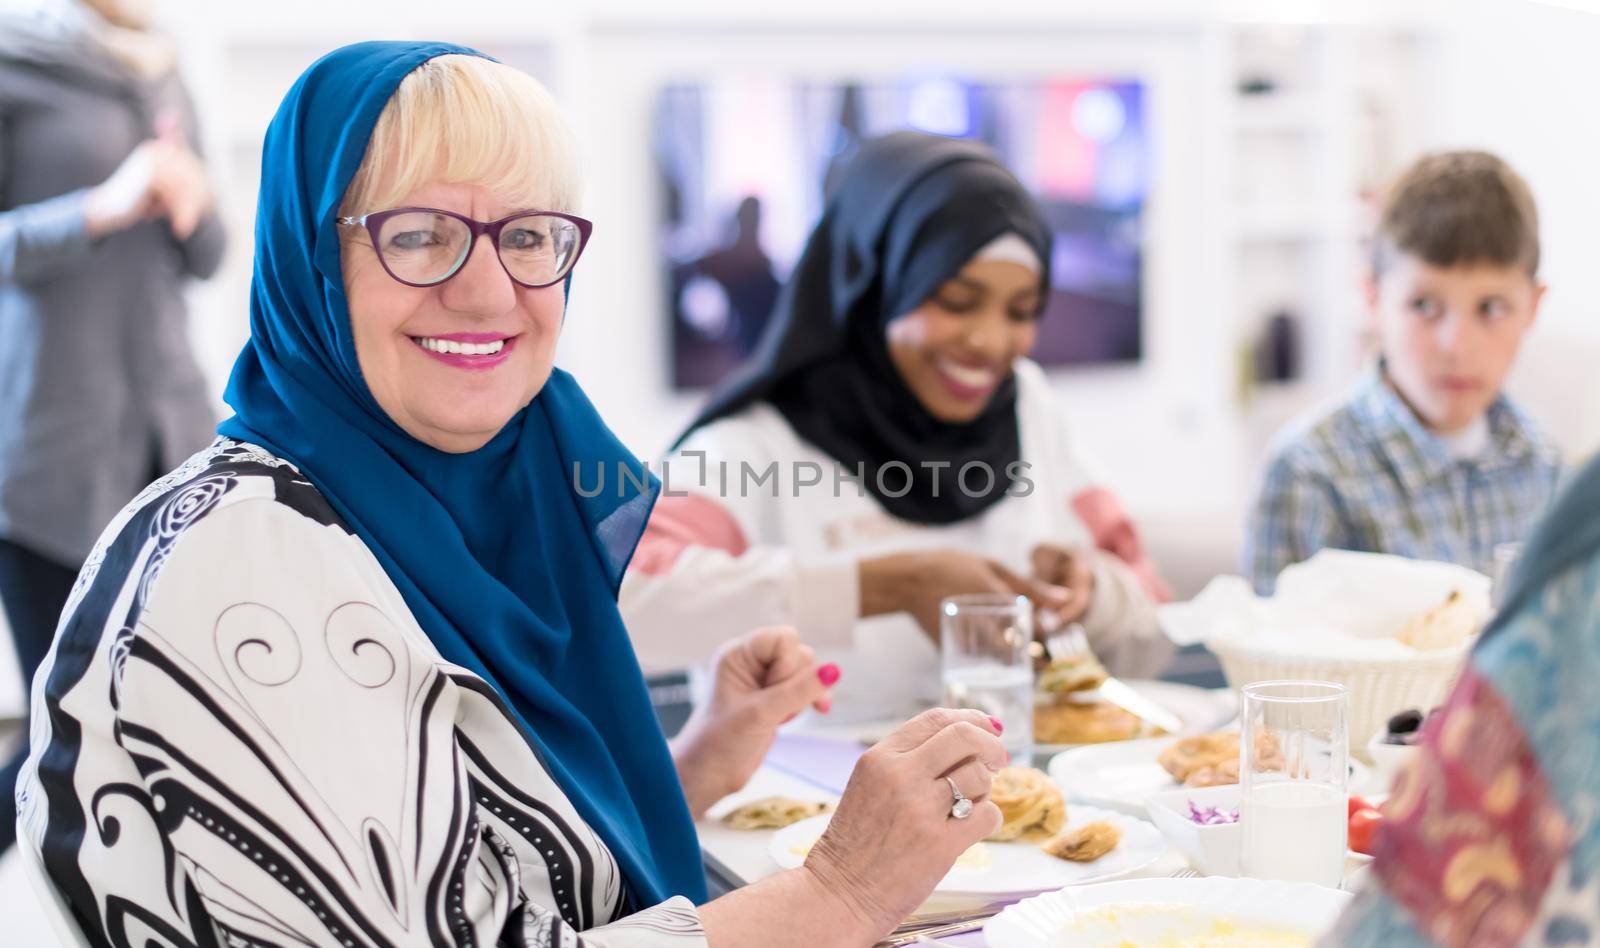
{"left": 988, "top": 716, "right": 1004, "bottom": 734}
{"left": 817, "top": 663, "right": 841, "bottom": 687}
{"left": 818, "top": 697, "right": 833, "bottom": 714}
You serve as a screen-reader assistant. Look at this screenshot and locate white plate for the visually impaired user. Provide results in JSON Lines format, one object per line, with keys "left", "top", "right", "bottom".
{"left": 1047, "top": 738, "right": 1376, "bottom": 816}
{"left": 1033, "top": 681, "right": 1235, "bottom": 755}
{"left": 985, "top": 875, "right": 1352, "bottom": 947}
{"left": 767, "top": 805, "right": 1166, "bottom": 897}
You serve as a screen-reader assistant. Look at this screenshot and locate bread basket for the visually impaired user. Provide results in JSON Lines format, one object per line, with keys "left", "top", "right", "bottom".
{"left": 1160, "top": 551, "right": 1489, "bottom": 754}
{"left": 1207, "top": 638, "right": 1470, "bottom": 752}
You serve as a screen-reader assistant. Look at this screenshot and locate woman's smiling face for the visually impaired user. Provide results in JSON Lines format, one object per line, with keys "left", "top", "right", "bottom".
{"left": 885, "top": 257, "right": 1043, "bottom": 423}
{"left": 341, "top": 181, "right": 566, "bottom": 453}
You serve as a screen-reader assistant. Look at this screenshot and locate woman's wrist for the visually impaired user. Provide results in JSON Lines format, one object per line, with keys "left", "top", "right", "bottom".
{"left": 796, "top": 860, "right": 891, "bottom": 942}
{"left": 858, "top": 554, "right": 905, "bottom": 619}
{"left": 698, "top": 866, "right": 885, "bottom": 948}
{"left": 669, "top": 725, "right": 735, "bottom": 819}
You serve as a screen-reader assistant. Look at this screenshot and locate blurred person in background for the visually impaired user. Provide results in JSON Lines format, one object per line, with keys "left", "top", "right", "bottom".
{"left": 1245, "top": 151, "right": 1560, "bottom": 596}
{"left": 1326, "top": 451, "right": 1600, "bottom": 946}
{"left": 0, "top": 0, "right": 223, "bottom": 854}
{"left": 622, "top": 132, "right": 1172, "bottom": 722}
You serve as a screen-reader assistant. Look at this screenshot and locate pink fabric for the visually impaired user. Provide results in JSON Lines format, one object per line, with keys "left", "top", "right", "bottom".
{"left": 1071, "top": 487, "right": 1173, "bottom": 602}
{"left": 630, "top": 493, "right": 749, "bottom": 576}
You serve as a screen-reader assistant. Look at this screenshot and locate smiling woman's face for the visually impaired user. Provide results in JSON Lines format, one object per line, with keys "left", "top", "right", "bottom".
{"left": 885, "top": 257, "right": 1043, "bottom": 424}
{"left": 341, "top": 181, "right": 566, "bottom": 453}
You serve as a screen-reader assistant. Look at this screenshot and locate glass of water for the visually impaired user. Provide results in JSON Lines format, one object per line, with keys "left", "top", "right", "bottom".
{"left": 940, "top": 593, "right": 1034, "bottom": 765}
{"left": 1239, "top": 680, "right": 1349, "bottom": 888}
{"left": 1492, "top": 541, "right": 1525, "bottom": 609}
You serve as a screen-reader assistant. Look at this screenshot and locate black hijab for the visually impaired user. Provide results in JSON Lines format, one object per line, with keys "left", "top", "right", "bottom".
{"left": 678, "top": 131, "right": 1054, "bottom": 524}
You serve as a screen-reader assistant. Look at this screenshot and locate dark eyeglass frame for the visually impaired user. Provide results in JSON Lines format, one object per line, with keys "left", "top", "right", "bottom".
{"left": 336, "top": 207, "right": 593, "bottom": 289}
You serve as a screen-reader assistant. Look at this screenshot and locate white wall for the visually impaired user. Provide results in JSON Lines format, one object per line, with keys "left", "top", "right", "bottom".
{"left": 1436, "top": 0, "right": 1600, "bottom": 461}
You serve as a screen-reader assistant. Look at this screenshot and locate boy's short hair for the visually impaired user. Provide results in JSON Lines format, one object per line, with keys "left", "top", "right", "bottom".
{"left": 1372, "top": 150, "right": 1539, "bottom": 279}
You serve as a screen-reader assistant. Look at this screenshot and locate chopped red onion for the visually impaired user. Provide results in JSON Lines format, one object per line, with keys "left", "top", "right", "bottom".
{"left": 1187, "top": 801, "right": 1241, "bottom": 825}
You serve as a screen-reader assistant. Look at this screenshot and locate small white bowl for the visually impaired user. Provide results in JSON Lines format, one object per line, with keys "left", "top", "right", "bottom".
{"left": 1144, "top": 784, "right": 1242, "bottom": 876}
{"left": 1364, "top": 731, "right": 1418, "bottom": 793}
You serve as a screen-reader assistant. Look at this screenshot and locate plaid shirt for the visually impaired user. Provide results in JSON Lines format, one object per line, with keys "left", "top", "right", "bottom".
{"left": 1245, "top": 367, "right": 1563, "bottom": 594}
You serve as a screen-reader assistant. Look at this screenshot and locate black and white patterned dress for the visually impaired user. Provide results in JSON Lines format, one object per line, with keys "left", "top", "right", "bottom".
{"left": 16, "top": 439, "right": 706, "bottom": 948}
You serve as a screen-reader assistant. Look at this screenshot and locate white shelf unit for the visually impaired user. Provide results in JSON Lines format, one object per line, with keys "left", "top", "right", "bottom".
{"left": 1217, "top": 22, "right": 1441, "bottom": 465}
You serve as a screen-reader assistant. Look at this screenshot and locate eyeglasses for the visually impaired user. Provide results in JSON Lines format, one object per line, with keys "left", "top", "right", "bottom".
{"left": 336, "top": 207, "right": 592, "bottom": 289}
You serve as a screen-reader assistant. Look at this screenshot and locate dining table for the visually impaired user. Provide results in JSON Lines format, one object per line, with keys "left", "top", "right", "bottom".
{"left": 697, "top": 728, "right": 1193, "bottom": 947}
{"left": 697, "top": 694, "right": 1374, "bottom": 947}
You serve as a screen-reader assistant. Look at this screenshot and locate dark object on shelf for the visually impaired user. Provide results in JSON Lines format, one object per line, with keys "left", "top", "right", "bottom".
{"left": 1239, "top": 75, "right": 1278, "bottom": 96}
{"left": 1253, "top": 309, "right": 1301, "bottom": 383}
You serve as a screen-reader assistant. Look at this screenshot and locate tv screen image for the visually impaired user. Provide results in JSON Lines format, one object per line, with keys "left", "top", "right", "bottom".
{"left": 653, "top": 76, "right": 1150, "bottom": 390}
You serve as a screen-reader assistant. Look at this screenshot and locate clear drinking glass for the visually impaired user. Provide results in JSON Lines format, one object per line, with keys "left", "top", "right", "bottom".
{"left": 940, "top": 594, "right": 1034, "bottom": 765}
{"left": 1239, "top": 680, "right": 1349, "bottom": 888}
{"left": 1492, "top": 541, "right": 1525, "bottom": 608}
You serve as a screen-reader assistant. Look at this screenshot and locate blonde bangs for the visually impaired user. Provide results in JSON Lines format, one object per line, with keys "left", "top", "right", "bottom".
{"left": 341, "top": 54, "right": 580, "bottom": 217}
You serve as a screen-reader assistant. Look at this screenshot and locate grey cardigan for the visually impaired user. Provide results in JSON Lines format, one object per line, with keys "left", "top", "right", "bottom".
{"left": 0, "top": 18, "right": 225, "bottom": 566}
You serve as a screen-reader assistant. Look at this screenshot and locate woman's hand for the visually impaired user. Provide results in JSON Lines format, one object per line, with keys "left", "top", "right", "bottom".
{"left": 148, "top": 113, "right": 213, "bottom": 239}
{"left": 1030, "top": 543, "right": 1096, "bottom": 629}
{"left": 84, "top": 113, "right": 212, "bottom": 240}
{"left": 860, "top": 549, "right": 1067, "bottom": 641}
{"left": 670, "top": 626, "right": 837, "bottom": 818}
{"left": 803, "top": 709, "right": 1008, "bottom": 939}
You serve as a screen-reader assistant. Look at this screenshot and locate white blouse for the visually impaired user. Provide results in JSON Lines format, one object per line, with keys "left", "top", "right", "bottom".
{"left": 621, "top": 359, "right": 1171, "bottom": 722}
{"left": 17, "top": 439, "right": 705, "bottom": 947}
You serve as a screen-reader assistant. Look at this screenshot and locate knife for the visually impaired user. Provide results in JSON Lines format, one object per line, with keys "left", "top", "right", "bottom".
{"left": 1044, "top": 623, "right": 1186, "bottom": 735}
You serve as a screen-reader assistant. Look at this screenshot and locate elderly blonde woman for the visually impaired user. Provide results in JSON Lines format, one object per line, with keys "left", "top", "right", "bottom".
{"left": 16, "top": 43, "right": 1006, "bottom": 947}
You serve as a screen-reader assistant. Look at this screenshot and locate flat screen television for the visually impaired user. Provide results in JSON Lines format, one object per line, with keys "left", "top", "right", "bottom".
{"left": 654, "top": 75, "right": 1150, "bottom": 390}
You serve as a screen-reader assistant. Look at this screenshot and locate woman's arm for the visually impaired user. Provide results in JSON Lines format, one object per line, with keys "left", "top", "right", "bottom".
{"left": 620, "top": 492, "right": 859, "bottom": 672}
{"left": 1077, "top": 550, "right": 1174, "bottom": 678}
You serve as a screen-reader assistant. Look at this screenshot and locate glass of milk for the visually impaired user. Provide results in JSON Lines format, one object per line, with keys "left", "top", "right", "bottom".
{"left": 940, "top": 594, "right": 1034, "bottom": 765}
{"left": 1239, "top": 680, "right": 1349, "bottom": 888}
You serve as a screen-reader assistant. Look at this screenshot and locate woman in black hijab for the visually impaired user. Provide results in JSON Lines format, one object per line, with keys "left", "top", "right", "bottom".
{"left": 623, "top": 132, "right": 1171, "bottom": 722}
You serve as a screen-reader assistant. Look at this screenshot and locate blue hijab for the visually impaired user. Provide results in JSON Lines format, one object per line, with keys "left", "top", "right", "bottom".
{"left": 216, "top": 40, "right": 705, "bottom": 908}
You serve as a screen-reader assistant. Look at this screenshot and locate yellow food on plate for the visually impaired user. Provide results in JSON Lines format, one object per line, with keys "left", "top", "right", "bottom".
{"left": 986, "top": 766, "right": 1067, "bottom": 842}
{"left": 1037, "top": 654, "right": 1110, "bottom": 695}
{"left": 1396, "top": 589, "right": 1484, "bottom": 650}
{"left": 1035, "top": 699, "right": 1150, "bottom": 745}
{"left": 1061, "top": 903, "right": 1312, "bottom": 947}
{"left": 721, "top": 796, "right": 831, "bottom": 831}
{"left": 1158, "top": 731, "right": 1284, "bottom": 788}
{"left": 1040, "top": 820, "right": 1122, "bottom": 862}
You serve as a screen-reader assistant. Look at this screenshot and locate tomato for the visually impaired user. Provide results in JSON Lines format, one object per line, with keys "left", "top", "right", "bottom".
{"left": 1347, "top": 795, "right": 1374, "bottom": 818}
{"left": 1349, "top": 807, "right": 1383, "bottom": 856}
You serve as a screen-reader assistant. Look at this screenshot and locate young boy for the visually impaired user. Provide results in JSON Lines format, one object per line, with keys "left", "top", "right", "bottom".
{"left": 1246, "top": 150, "right": 1563, "bottom": 594}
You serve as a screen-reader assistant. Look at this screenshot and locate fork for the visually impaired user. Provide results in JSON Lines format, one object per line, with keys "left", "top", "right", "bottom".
{"left": 1044, "top": 623, "right": 1186, "bottom": 734}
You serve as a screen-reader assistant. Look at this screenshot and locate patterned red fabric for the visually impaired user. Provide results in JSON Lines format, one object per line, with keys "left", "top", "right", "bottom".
{"left": 1070, "top": 487, "right": 1172, "bottom": 602}
{"left": 1375, "top": 665, "right": 1571, "bottom": 947}
{"left": 630, "top": 493, "right": 749, "bottom": 575}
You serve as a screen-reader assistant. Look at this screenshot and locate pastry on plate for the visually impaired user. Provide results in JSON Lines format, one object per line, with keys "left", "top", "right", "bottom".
{"left": 986, "top": 766, "right": 1067, "bottom": 843}
{"left": 1158, "top": 731, "right": 1284, "bottom": 788}
{"left": 1041, "top": 820, "right": 1122, "bottom": 862}
{"left": 1037, "top": 654, "right": 1109, "bottom": 696}
{"left": 721, "top": 796, "right": 831, "bottom": 830}
{"left": 1035, "top": 699, "right": 1148, "bottom": 745}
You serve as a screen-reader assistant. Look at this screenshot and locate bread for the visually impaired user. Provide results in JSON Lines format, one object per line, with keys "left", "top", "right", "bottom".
{"left": 1035, "top": 700, "right": 1147, "bottom": 745}
{"left": 1396, "top": 589, "right": 1483, "bottom": 650}
{"left": 1041, "top": 820, "right": 1122, "bottom": 862}
{"left": 986, "top": 766, "right": 1067, "bottom": 843}
{"left": 1158, "top": 731, "right": 1284, "bottom": 788}
{"left": 721, "top": 797, "right": 831, "bottom": 831}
